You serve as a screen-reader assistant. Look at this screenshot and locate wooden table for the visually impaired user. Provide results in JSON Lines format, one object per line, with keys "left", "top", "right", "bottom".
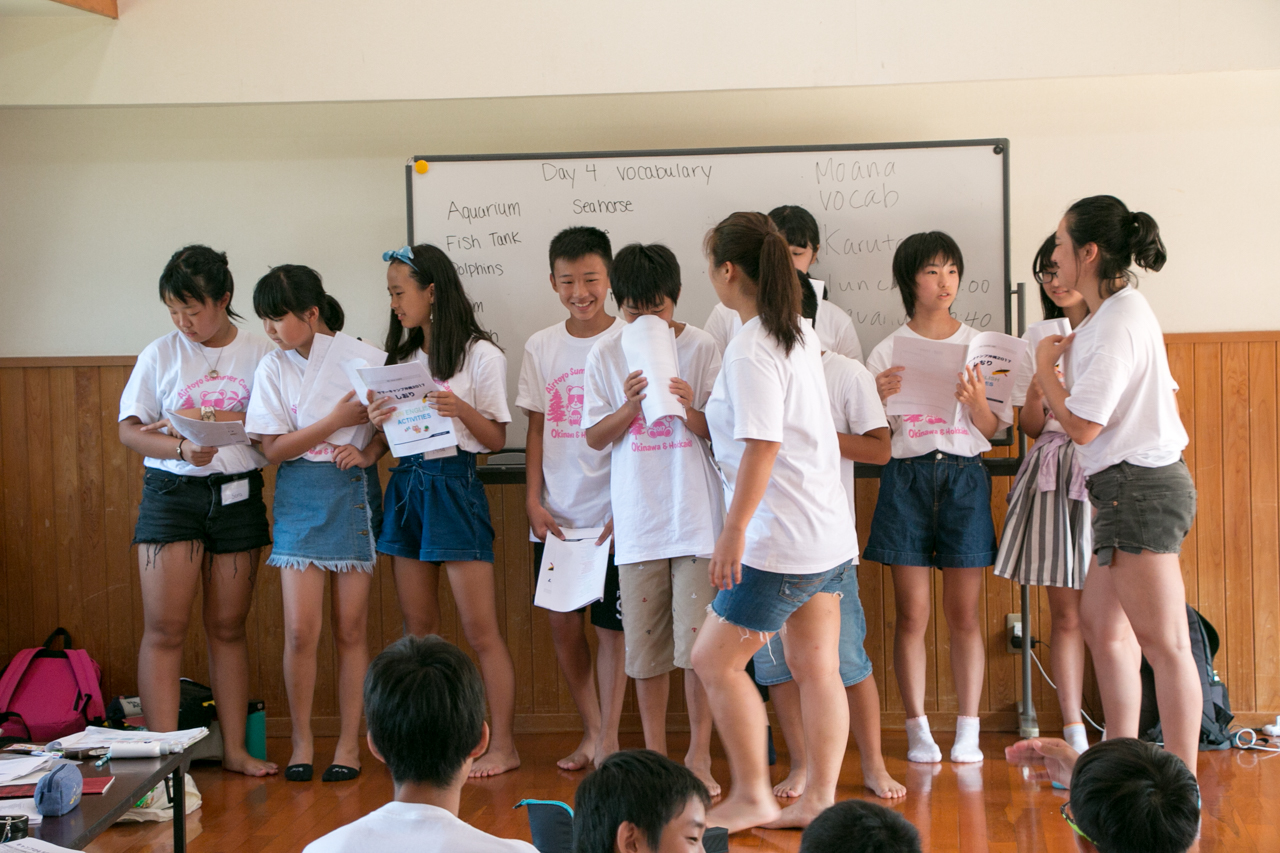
{"left": 34, "top": 752, "right": 188, "bottom": 852}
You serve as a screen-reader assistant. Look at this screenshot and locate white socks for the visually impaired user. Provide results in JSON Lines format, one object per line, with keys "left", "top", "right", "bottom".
{"left": 950, "top": 715, "right": 984, "bottom": 763}
{"left": 906, "top": 716, "right": 942, "bottom": 763}
{"left": 1064, "top": 722, "right": 1090, "bottom": 754}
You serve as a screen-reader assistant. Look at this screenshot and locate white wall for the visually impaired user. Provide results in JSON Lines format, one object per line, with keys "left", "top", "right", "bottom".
{"left": 1, "top": 0, "right": 1278, "bottom": 105}
{"left": 2, "top": 69, "right": 1277, "bottom": 357}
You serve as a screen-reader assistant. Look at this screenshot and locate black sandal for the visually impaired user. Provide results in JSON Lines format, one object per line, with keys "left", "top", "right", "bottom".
{"left": 284, "top": 763, "right": 313, "bottom": 782}
{"left": 321, "top": 764, "right": 361, "bottom": 782}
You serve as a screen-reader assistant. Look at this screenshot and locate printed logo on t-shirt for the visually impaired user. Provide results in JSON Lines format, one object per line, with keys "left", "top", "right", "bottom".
{"left": 544, "top": 370, "right": 586, "bottom": 439}
{"left": 626, "top": 413, "right": 691, "bottom": 453}
{"left": 178, "top": 375, "right": 249, "bottom": 411}
{"left": 900, "top": 412, "right": 968, "bottom": 438}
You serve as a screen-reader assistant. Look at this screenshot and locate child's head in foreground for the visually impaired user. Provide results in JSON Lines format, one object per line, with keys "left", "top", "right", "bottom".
{"left": 610, "top": 242, "right": 682, "bottom": 324}
{"left": 573, "top": 750, "right": 710, "bottom": 853}
{"left": 1066, "top": 738, "right": 1199, "bottom": 853}
{"left": 799, "top": 800, "right": 921, "bottom": 853}
{"left": 363, "top": 634, "right": 487, "bottom": 790}
{"left": 891, "top": 230, "right": 964, "bottom": 319}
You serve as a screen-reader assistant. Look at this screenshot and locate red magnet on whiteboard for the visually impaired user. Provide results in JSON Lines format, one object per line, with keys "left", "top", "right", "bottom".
{"left": 415, "top": 161, "right": 429, "bottom": 174}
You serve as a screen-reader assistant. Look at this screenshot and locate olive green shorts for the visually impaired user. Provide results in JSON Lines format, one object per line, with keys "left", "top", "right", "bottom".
{"left": 1086, "top": 459, "right": 1196, "bottom": 567}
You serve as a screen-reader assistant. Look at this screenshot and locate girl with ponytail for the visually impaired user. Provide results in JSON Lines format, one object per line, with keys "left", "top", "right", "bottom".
{"left": 246, "top": 264, "right": 387, "bottom": 782}
{"left": 692, "top": 212, "right": 858, "bottom": 832}
{"left": 1035, "top": 196, "right": 1201, "bottom": 775}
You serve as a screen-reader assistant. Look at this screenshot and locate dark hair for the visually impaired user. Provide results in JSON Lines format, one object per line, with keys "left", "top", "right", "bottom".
{"left": 159, "top": 244, "right": 243, "bottom": 321}
{"left": 363, "top": 635, "right": 486, "bottom": 788}
{"left": 767, "top": 204, "right": 821, "bottom": 252}
{"left": 798, "top": 271, "right": 819, "bottom": 324}
{"left": 1064, "top": 195, "right": 1167, "bottom": 297}
{"left": 1070, "top": 738, "right": 1200, "bottom": 853}
{"left": 799, "top": 800, "right": 922, "bottom": 853}
{"left": 573, "top": 750, "right": 710, "bottom": 853}
{"left": 1033, "top": 234, "right": 1065, "bottom": 321}
{"left": 253, "top": 264, "right": 345, "bottom": 331}
{"left": 705, "top": 212, "right": 803, "bottom": 354}
{"left": 891, "top": 231, "right": 965, "bottom": 319}
{"left": 383, "top": 244, "right": 497, "bottom": 376}
{"left": 548, "top": 226, "right": 613, "bottom": 273}
{"left": 610, "top": 243, "right": 682, "bottom": 310}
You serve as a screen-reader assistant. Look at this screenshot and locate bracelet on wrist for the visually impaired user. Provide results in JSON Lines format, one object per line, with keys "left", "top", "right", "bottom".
{"left": 175, "top": 438, "right": 186, "bottom": 460}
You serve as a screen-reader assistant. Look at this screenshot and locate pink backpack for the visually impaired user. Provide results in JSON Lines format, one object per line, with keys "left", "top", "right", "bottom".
{"left": 0, "top": 628, "right": 105, "bottom": 742}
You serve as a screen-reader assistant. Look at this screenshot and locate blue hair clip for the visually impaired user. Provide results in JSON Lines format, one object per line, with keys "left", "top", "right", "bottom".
{"left": 382, "top": 246, "right": 418, "bottom": 271}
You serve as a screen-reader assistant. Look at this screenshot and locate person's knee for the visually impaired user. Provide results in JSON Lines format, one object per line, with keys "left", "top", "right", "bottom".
{"left": 895, "top": 601, "right": 931, "bottom": 637}
{"left": 1052, "top": 605, "right": 1081, "bottom": 635}
{"left": 334, "top": 616, "right": 368, "bottom": 650}
{"left": 143, "top": 614, "right": 189, "bottom": 649}
{"left": 285, "top": 621, "right": 321, "bottom": 655}
{"left": 205, "top": 613, "right": 248, "bottom": 645}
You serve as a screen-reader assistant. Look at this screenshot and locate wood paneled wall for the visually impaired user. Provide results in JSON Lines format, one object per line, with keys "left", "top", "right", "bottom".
{"left": 2, "top": 331, "right": 1277, "bottom": 735}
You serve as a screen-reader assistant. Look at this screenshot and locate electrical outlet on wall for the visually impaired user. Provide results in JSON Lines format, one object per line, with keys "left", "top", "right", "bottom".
{"left": 1006, "top": 613, "right": 1022, "bottom": 654}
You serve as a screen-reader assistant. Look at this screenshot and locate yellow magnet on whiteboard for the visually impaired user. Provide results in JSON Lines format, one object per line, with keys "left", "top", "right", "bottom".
{"left": 415, "top": 161, "right": 429, "bottom": 174}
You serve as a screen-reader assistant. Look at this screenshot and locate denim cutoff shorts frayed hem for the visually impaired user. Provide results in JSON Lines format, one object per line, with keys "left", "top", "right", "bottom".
{"left": 1086, "top": 458, "right": 1196, "bottom": 567}
{"left": 862, "top": 452, "right": 997, "bottom": 569}
{"left": 377, "top": 450, "right": 495, "bottom": 565}
{"left": 753, "top": 561, "right": 872, "bottom": 687}
{"left": 267, "top": 458, "right": 383, "bottom": 573}
{"left": 710, "top": 559, "right": 853, "bottom": 635}
{"left": 132, "top": 467, "right": 271, "bottom": 555}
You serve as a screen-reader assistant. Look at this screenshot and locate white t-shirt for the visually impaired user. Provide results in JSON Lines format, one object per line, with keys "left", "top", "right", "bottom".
{"left": 584, "top": 323, "right": 724, "bottom": 565}
{"left": 1064, "top": 287, "right": 1187, "bottom": 476}
{"left": 1010, "top": 329, "right": 1066, "bottom": 436}
{"left": 118, "top": 328, "right": 272, "bottom": 475}
{"left": 245, "top": 347, "right": 377, "bottom": 462}
{"left": 302, "top": 802, "right": 537, "bottom": 853}
{"left": 823, "top": 351, "right": 889, "bottom": 558}
{"left": 408, "top": 340, "right": 511, "bottom": 454}
{"left": 866, "top": 323, "right": 998, "bottom": 459}
{"left": 705, "top": 318, "right": 858, "bottom": 574}
{"left": 704, "top": 296, "right": 863, "bottom": 363}
{"left": 515, "top": 319, "right": 624, "bottom": 535}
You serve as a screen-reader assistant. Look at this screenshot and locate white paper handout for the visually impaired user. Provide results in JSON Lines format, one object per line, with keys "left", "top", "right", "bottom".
{"left": 0, "top": 798, "right": 42, "bottom": 827}
{"left": 533, "top": 528, "right": 611, "bottom": 613}
{"left": 1026, "top": 317, "right": 1071, "bottom": 351}
{"left": 356, "top": 362, "right": 459, "bottom": 458}
{"left": 48, "top": 726, "right": 209, "bottom": 753}
{"left": 296, "top": 332, "right": 388, "bottom": 446}
{"left": 620, "top": 315, "right": 685, "bottom": 424}
{"left": 887, "top": 331, "right": 1027, "bottom": 424}
{"left": 0, "top": 756, "right": 52, "bottom": 785}
{"left": 1, "top": 837, "right": 83, "bottom": 852}
{"left": 164, "top": 411, "right": 251, "bottom": 447}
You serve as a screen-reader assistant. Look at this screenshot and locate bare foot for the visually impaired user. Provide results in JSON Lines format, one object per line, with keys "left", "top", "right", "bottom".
{"left": 469, "top": 747, "right": 521, "bottom": 778}
{"left": 771, "top": 766, "right": 806, "bottom": 798}
{"left": 708, "top": 792, "right": 782, "bottom": 834}
{"left": 593, "top": 736, "right": 620, "bottom": 768}
{"left": 685, "top": 756, "right": 722, "bottom": 798}
{"left": 557, "top": 734, "right": 597, "bottom": 771}
{"left": 761, "top": 794, "right": 835, "bottom": 830}
{"left": 223, "top": 751, "right": 278, "bottom": 777}
{"left": 861, "top": 761, "right": 907, "bottom": 799}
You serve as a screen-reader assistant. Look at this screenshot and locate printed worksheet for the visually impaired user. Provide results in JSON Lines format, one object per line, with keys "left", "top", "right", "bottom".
{"left": 164, "top": 411, "right": 252, "bottom": 447}
{"left": 533, "top": 528, "right": 611, "bottom": 612}
{"left": 620, "top": 315, "right": 685, "bottom": 424}
{"left": 965, "top": 331, "right": 1028, "bottom": 424}
{"left": 356, "top": 362, "right": 458, "bottom": 458}
{"left": 885, "top": 336, "right": 967, "bottom": 420}
{"left": 296, "top": 332, "right": 387, "bottom": 446}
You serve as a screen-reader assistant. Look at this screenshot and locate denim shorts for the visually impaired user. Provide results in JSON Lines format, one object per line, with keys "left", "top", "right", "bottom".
{"left": 133, "top": 467, "right": 271, "bottom": 555}
{"left": 378, "top": 451, "right": 495, "bottom": 564}
{"left": 1086, "top": 458, "right": 1197, "bottom": 567}
{"left": 710, "top": 560, "right": 853, "bottom": 634}
{"left": 862, "top": 453, "right": 997, "bottom": 569}
{"left": 533, "top": 540, "right": 623, "bottom": 632}
{"left": 268, "top": 459, "right": 383, "bottom": 572}
{"left": 753, "top": 563, "right": 872, "bottom": 687}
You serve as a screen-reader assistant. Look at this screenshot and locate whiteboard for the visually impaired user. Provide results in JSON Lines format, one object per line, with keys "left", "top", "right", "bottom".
{"left": 408, "top": 141, "right": 1009, "bottom": 447}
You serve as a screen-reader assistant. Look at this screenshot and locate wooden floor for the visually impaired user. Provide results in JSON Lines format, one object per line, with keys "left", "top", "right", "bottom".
{"left": 84, "top": 731, "right": 1280, "bottom": 852}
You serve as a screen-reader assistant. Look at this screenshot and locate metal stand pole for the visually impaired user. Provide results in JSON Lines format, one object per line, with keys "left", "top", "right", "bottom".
{"left": 1019, "top": 583, "right": 1039, "bottom": 738}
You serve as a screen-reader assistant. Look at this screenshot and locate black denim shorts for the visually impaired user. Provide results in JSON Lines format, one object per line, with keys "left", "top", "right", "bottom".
{"left": 1086, "top": 459, "right": 1196, "bottom": 567}
{"left": 133, "top": 468, "right": 272, "bottom": 555}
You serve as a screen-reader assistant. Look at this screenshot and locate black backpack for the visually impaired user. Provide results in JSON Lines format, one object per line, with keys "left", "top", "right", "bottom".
{"left": 1139, "top": 604, "right": 1234, "bottom": 751}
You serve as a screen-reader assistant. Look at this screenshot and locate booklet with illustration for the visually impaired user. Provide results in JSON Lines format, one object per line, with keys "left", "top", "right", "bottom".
{"left": 533, "top": 528, "right": 611, "bottom": 613}
{"left": 164, "top": 410, "right": 252, "bottom": 447}
{"left": 887, "top": 330, "right": 1028, "bottom": 424}
{"left": 356, "top": 362, "right": 458, "bottom": 458}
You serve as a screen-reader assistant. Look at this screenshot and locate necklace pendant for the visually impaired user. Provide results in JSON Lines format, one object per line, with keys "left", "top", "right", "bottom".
{"left": 207, "top": 369, "right": 220, "bottom": 379}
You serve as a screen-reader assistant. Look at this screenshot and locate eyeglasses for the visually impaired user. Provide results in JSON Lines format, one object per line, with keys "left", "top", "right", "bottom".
{"left": 382, "top": 246, "right": 418, "bottom": 271}
{"left": 1060, "top": 801, "right": 1094, "bottom": 845}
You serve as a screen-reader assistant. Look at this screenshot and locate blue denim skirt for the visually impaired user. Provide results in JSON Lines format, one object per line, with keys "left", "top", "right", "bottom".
{"left": 378, "top": 450, "right": 495, "bottom": 564}
{"left": 268, "top": 459, "right": 383, "bottom": 572}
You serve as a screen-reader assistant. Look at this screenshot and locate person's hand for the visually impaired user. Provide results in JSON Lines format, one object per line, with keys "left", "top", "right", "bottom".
{"left": 596, "top": 518, "right": 614, "bottom": 547}
{"left": 427, "top": 390, "right": 463, "bottom": 419}
{"left": 955, "top": 365, "right": 989, "bottom": 412}
{"left": 330, "top": 390, "right": 371, "bottom": 429}
{"left": 623, "top": 370, "right": 647, "bottom": 413}
{"left": 332, "top": 443, "right": 379, "bottom": 471}
{"left": 1036, "top": 333, "right": 1074, "bottom": 376}
{"left": 670, "top": 377, "right": 695, "bottom": 413}
{"left": 180, "top": 441, "right": 218, "bottom": 467}
{"left": 527, "top": 503, "right": 565, "bottom": 542}
{"left": 708, "top": 529, "right": 746, "bottom": 591}
{"left": 139, "top": 418, "right": 172, "bottom": 435}
{"left": 1005, "top": 737, "right": 1079, "bottom": 789}
{"left": 876, "top": 366, "right": 904, "bottom": 404}
{"left": 366, "top": 391, "right": 397, "bottom": 428}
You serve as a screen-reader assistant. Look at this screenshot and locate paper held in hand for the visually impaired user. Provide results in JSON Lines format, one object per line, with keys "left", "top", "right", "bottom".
{"left": 533, "top": 528, "right": 612, "bottom": 613}
{"left": 620, "top": 315, "right": 685, "bottom": 424}
{"left": 295, "top": 332, "right": 388, "bottom": 446}
{"left": 356, "top": 362, "right": 458, "bottom": 459}
{"left": 164, "top": 410, "right": 251, "bottom": 447}
{"left": 886, "top": 331, "right": 1028, "bottom": 424}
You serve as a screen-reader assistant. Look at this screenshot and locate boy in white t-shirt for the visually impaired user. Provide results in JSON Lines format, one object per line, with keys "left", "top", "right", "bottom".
{"left": 515, "top": 227, "right": 627, "bottom": 771}
{"left": 583, "top": 243, "right": 723, "bottom": 796}
{"left": 862, "top": 232, "right": 1008, "bottom": 766}
{"left": 302, "top": 635, "right": 536, "bottom": 853}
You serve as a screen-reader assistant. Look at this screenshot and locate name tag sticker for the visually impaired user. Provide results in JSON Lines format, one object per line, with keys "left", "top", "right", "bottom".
{"left": 221, "top": 479, "right": 249, "bottom": 505}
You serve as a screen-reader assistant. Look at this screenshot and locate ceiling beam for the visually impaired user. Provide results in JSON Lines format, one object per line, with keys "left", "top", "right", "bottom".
{"left": 49, "top": 0, "right": 117, "bottom": 19}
